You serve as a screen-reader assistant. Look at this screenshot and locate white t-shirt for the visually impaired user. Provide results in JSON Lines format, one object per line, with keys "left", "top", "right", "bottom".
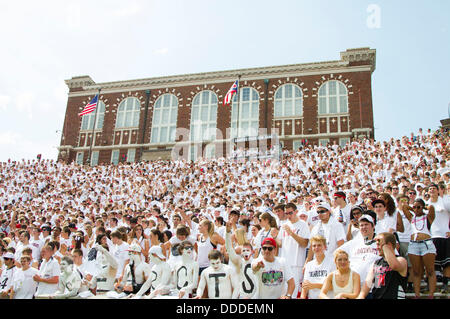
{"left": 0, "top": 265, "right": 17, "bottom": 294}
{"left": 303, "top": 253, "right": 336, "bottom": 299}
{"left": 310, "top": 219, "right": 346, "bottom": 256}
{"left": 280, "top": 219, "right": 311, "bottom": 268}
{"left": 339, "top": 233, "right": 380, "bottom": 285}
{"left": 111, "top": 242, "right": 130, "bottom": 279}
{"left": 427, "top": 196, "right": 450, "bottom": 238}
{"left": 375, "top": 213, "right": 397, "bottom": 234}
{"left": 252, "top": 256, "right": 293, "bottom": 299}
{"left": 12, "top": 267, "right": 39, "bottom": 299}
{"left": 35, "top": 257, "right": 61, "bottom": 295}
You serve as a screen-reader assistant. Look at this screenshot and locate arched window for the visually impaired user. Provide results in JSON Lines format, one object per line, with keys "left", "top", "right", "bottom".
{"left": 274, "top": 84, "right": 303, "bottom": 118}
{"left": 150, "top": 94, "right": 178, "bottom": 143}
{"left": 81, "top": 101, "right": 105, "bottom": 131}
{"left": 115, "top": 97, "right": 141, "bottom": 129}
{"left": 190, "top": 90, "right": 218, "bottom": 142}
{"left": 318, "top": 80, "right": 348, "bottom": 114}
{"left": 231, "top": 87, "right": 259, "bottom": 138}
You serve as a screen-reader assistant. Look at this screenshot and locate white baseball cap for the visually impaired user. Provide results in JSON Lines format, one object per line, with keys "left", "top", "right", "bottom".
{"left": 316, "top": 202, "right": 331, "bottom": 211}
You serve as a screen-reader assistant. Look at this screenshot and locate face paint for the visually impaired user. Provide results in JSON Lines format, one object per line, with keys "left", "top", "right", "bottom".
{"left": 241, "top": 248, "right": 252, "bottom": 259}
{"left": 182, "top": 247, "right": 193, "bottom": 259}
{"left": 210, "top": 258, "right": 221, "bottom": 271}
{"left": 61, "top": 261, "right": 71, "bottom": 274}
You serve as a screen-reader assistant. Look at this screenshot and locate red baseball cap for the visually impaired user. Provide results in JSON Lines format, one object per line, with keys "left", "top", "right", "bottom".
{"left": 262, "top": 237, "right": 277, "bottom": 248}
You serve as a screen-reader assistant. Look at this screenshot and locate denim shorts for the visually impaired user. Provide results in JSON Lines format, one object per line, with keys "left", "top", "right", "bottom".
{"left": 408, "top": 239, "right": 436, "bottom": 256}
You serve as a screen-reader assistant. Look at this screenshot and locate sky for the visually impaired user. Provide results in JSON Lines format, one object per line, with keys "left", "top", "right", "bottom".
{"left": 0, "top": 0, "right": 449, "bottom": 162}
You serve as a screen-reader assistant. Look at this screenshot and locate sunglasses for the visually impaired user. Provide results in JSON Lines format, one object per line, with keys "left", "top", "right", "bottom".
{"left": 317, "top": 210, "right": 328, "bottom": 214}
{"left": 262, "top": 246, "right": 274, "bottom": 251}
{"left": 412, "top": 205, "right": 423, "bottom": 209}
{"left": 3, "top": 257, "right": 12, "bottom": 261}
{"left": 184, "top": 246, "right": 193, "bottom": 251}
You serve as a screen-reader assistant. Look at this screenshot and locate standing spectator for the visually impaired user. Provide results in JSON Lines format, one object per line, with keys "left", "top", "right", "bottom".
{"left": 339, "top": 213, "right": 380, "bottom": 286}
{"left": 10, "top": 254, "right": 39, "bottom": 299}
{"left": 400, "top": 199, "right": 437, "bottom": 298}
{"left": 307, "top": 202, "right": 345, "bottom": 264}
{"left": 33, "top": 245, "right": 60, "bottom": 297}
{"left": 358, "top": 232, "right": 407, "bottom": 299}
{"left": 426, "top": 184, "right": 450, "bottom": 294}
{"left": 0, "top": 252, "right": 16, "bottom": 299}
{"left": 279, "top": 202, "right": 310, "bottom": 297}
{"left": 251, "top": 237, "right": 295, "bottom": 299}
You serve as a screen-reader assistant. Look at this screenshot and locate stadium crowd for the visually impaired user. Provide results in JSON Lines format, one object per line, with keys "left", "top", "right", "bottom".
{"left": 0, "top": 127, "right": 448, "bottom": 299}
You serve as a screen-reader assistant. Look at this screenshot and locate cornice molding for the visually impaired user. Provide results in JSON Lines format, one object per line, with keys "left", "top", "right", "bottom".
{"left": 66, "top": 48, "right": 376, "bottom": 96}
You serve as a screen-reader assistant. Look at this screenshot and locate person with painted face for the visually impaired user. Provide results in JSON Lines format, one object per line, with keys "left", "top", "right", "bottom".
{"left": 195, "top": 249, "right": 239, "bottom": 299}
{"left": 114, "top": 243, "right": 151, "bottom": 298}
{"left": 35, "top": 256, "right": 81, "bottom": 299}
{"left": 225, "top": 220, "right": 259, "bottom": 299}
{"left": 90, "top": 243, "right": 118, "bottom": 293}
{"left": 134, "top": 245, "right": 171, "bottom": 299}
{"left": 172, "top": 241, "right": 199, "bottom": 299}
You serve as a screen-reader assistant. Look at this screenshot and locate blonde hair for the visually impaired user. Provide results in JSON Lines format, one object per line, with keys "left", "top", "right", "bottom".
{"left": 234, "top": 228, "right": 249, "bottom": 246}
{"left": 310, "top": 235, "right": 327, "bottom": 246}
{"left": 200, "top": 219, "right": 215, "bottom": 238}
{"left": 333, "top": 249, "right": 349, "bottom": 261}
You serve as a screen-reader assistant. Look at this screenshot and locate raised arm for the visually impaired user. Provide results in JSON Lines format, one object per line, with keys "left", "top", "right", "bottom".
{"left": 225, "top": 223, "right": 241, "bottom": 268}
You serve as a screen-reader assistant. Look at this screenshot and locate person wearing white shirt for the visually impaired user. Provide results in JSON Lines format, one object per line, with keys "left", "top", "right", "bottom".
{"left": 110, "top": 230, "right": 130, "bottom": 280}
{"left": 301, "top": 236, "right": 336, "bottom": 299}
{"left": 251, "top": 237, "right": 295, "bottom": 299}
{"left": 33, "top": 245, "right": 60, "bottom": 296}
{"left": 280, "top": 202, "right": 310, "bottom": 298}
{"left": 11, "top": 255, "right": 39, "bottom": 299}
{"left": 307, "top": 203, "right": 345, "bottom": 265}
{"left": 0, "top": 252, "right": 17, "bottom": 299}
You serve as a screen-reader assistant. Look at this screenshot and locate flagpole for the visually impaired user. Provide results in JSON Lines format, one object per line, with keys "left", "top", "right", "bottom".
{"left": 87, "top": 88, "right": 101, "bottom": 166}
{"left": 236, "top": 74, "right": 241, "bottom": 139}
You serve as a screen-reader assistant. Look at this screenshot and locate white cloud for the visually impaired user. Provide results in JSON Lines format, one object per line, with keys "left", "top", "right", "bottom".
{"left": 110, "top": 2, "right": 141, "bottom": 18}
{"left": 0, "top": 131, "right": 19, "bottom": 145}
{"left": 16, "top": 92, "right": 34, "bottom": 120}
{"left": 0, "top": 95, "right": 11, "bottom": 111}
{"left": 66, "top": 3, "right": 81, "bottom": 30}
{"left": 153, "top": 48, "right": 169, "bottom": 55}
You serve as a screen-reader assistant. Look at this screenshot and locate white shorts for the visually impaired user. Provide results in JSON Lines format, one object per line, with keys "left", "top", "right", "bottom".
{"left": 408, "top": 239, "right": 436, "bottom": 256}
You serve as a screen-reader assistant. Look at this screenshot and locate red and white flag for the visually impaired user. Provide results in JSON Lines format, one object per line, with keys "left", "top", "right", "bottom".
{"left": 223, "top": 80, "right": 238, "bottom": 106}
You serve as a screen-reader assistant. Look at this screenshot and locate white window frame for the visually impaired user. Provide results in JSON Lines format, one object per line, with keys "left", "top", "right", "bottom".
{"left": 231, "top": 87, "right": 259, "bottom": 139}
{"left": 90, "top": 151, "right": 99, "bottom": 166}
{"left": 319, "top": 139, "right": 330, "bottom": 147}
{"left": 127, "top": 149, "right": 136, "bottom": 163}
{"left": 274, "top": 84, "right": 303, "bottom": 118}
{"left": 111, "top": 150, "right": 120, "bottom": 165}
{"left": 150, "top": 94, "right": 178, "bottom": 144}
{"left": 190, "top": 90, "right": 218, "bottom": 142}
{"left": 116, "top": 97, "right": 141, "bottom": 129}
{"left": 293, "top": 140, "right": 303, "bottom": 151}
{"left": 318, "top": 80, "right": 348, "bottom": 115}
{"left": 339, "top": 137, "right": 350, "bottom": 148}
{"left": 80, "top": 101, "right": 105, "bottom": 131}
{"left": 76, "top": 152, "right": 84, "bottom": 165}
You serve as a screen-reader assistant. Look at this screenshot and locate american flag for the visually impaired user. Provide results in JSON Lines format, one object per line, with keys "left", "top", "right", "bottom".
{"left": 79, "top": 94, "right": 99, "bottom": 117}
{"left": 223, "top": 80, "right": 238, "bottom": 106}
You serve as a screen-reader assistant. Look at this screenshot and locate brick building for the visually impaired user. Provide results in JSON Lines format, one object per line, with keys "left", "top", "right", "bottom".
{"left": 58, "top": 47, "right": 376, "bottom": 164}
